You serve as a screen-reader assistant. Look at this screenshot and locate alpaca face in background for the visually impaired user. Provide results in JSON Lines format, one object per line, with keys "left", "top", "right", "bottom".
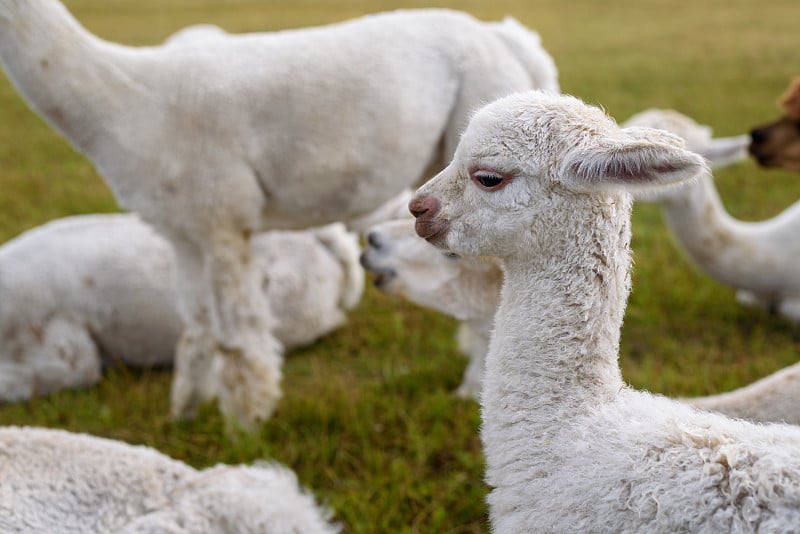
{"left": 360, "top": 217, "right": 502, "bottom": 321}
{"left": 361, "top": 218, "right": 469, "bottom": 307}
{"left": 750, "top": 116, "right": 800, "bottom": 171}
{"left": 750, "top": 77, "right": 800, "bottom": 172}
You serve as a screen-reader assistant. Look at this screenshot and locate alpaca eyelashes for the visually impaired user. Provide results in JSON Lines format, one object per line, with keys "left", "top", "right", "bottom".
{"left": 471, "top": 169, "right": 510, "bottom": 191}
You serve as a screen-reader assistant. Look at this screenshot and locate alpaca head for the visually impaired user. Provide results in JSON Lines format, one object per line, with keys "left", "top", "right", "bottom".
{"left": 360, "top": 217, "right": 501, "bottom": 320}
{"left": 749, "top": 77, "right": 800, "bottom": 171}
{"left": 409, "top": 91, "right": 707, "bottom": 260}
{"left": 622, "top": 109, "right": 749, "bottom": 202}
{"left": 624, "top": 109, "right": 749, "bottom": 169}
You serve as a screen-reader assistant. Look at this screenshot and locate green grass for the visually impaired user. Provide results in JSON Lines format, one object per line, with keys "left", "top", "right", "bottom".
{"left": 1, "top": 1, "right": 800, "bottom": 532}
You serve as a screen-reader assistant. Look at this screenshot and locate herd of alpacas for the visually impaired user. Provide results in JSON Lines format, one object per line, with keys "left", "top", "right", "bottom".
{"left": 1, "top": 1, "right": 800, "bottom": 532}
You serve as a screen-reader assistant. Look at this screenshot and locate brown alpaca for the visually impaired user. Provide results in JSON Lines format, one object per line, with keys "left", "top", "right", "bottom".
{"left": 750, "top": 77, "right": 800, "bottom": 171}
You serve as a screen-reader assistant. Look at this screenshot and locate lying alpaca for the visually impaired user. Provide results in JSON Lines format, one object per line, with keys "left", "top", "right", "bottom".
{"left": 0, "top": 2, "right": 558, "bottom": 431}
{"left": 410, "top": 90, "right": 800, "bottom": 531}
{"left": 687, "top": 361, "right": 800, "bottom": 425}
{"left": 0, "top": 213, "right": 362, "bottom": 403}
{"left": 362, "top": 216, "right": 800, "bottom": 425}
{"left": 624, "top": 108, "right": 800, "bottom": 322}
{"left": 361, "top": 216, "right": 501, "bottom": 399}
{"left": 750, "top": 77, "right": 800, "bottom": 171}
{"left": 0, "top": 426, "right": 338, "bottom": 533}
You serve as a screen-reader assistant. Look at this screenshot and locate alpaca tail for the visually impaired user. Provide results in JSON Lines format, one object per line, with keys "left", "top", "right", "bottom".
{"left": 486, "top": 17, "right": 560, "bottom": 94}
{"left": 312, "top": 223, "right": 364, "bottom": 311}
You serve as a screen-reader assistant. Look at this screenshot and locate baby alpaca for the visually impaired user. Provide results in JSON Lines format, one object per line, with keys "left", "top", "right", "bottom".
{"left": 0, "top": 213, "right": 362, "bottom": 403}
{"left": 750, "top": 77, "right": 800, "bottom": 171}
{"left": 0, "top": 2, "right": 557, "bottom": 430}
{"left": 411, "top": 90, "right": 800, "bottom": 532}
{"left": 361, "top": 216, "right": 501, "bottom": 399}
{"left": 0, "top": 426, "right": 338, "bottom": 533}
{"left": 625, "top": 108, "right": 800, "bottom": 322}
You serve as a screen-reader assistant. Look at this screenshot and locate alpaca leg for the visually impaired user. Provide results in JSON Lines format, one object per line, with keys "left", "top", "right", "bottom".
{"left": 169, "top": 239, "right": 217, "bottom": 420}
{"left": 778, "top": 300, "right": 800, "bottom": 324}
{"left": 454, "top": 323, "right": 487, "bottom": 400}
{"left": 0, "top": 317, "right": 101, "bottom": 402}
{"left": 735, "top": 289, "right": 770, "bottom": 312}
{"left": 206, "top": 230, "right": 284, "bottom": 432}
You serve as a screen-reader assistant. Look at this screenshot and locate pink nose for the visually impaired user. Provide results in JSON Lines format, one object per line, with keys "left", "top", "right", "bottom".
{"left": 408, "top": 195, "right": 440, "bottom": 218}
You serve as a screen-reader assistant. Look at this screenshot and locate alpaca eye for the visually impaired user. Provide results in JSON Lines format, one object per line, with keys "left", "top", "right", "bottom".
{"left": 471, "top": 170, "right": 509, "bottom": 191}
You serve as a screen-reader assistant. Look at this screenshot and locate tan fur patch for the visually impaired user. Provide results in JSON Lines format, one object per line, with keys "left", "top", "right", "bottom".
{"left": 779, "top": 77, "right": 800, "bottom": 119}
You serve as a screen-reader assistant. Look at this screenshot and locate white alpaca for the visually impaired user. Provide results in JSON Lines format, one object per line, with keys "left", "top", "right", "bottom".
{"left": 625, "top": 108, "right": 800, "bottom": 323}
{"left": 0, "top": 426, "right": 338, "bottom": 533}
{"left": 0, "top": 213, "right": 363, "bottom": 403}
{"left": 410, "top": 91, "right": 800, "bottom": 532}
{"left": 687, "top": 362, "right": 800, "bottom": 425}
{"left": 0, "top": 2, "right": 558, "bottom": 431}
{"left": 362, "top": 216, "right": 800, "bottom": 424}
{"left": 360, "top": 216, "right": 501, "bottom": 399}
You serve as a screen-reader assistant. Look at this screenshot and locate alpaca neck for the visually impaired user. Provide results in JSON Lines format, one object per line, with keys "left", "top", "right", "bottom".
{"left": 659, "top": 174, "right": 739, "bottom": 262}
{"left": 0, "top": 1, "right": 138, "bottom": 153}
{"left": 481, "top": 194, "right": 630, "bottom": 452}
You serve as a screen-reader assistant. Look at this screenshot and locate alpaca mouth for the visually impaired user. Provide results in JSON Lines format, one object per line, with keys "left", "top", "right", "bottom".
{"left": 359, "top": 252, "right": 397, "bottom": 290}
{"left": 747, "top": 143, "right": 776, "bottom": 167}
{"left": 372, "top": 271, "right": 396, "bottom": 290}
{"left": 750, "top": 151, "right": 776, "bottom": 167}
{"left": 414, "top": 218, "right": 449, "bottom": 243}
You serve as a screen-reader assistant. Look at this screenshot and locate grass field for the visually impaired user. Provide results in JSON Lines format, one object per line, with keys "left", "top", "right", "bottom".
{"left": 1, "top": 1, "right": 800, "bottom": 532}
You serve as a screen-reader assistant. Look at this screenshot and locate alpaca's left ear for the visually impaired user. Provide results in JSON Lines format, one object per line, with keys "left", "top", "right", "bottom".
{"left": 559, "top": 126, "right": 708, "bottom": 193}
{"left": 780, "top": 77, "right": 800, "bottom": 119}
{"left": 701, "top": 135, "right": 750, "bottom": 169}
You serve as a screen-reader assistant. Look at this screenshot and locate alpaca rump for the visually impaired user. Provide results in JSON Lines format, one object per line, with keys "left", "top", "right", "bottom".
{"left": 0, "top": 1, "right": 558, "bottom": 431}
{"left": 0, "top": 426, "right": 339, "bottom": 533}
{"left": 410, "top": 90, "right": 800, "bottom": 532}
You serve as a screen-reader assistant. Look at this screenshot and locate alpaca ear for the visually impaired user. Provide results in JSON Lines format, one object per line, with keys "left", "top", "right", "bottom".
{"left": 701, "top": 135, "right": 749, "bottom": 169}
{"left": 780, "top": 77, "right": 800, "bottom": 119}
{"left": 559, "top": 127, "right": 707, "bottom": 193}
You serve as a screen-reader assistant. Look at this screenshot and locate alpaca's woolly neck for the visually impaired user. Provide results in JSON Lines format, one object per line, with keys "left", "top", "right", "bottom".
{"left": 481, "top": 191, "right": 630, "bottom": 488}
{"left": 660, "top": 175, "right": 739, "bottom": 271}
{"left": 659, "top": 172, "right": 800, "bottom": 295}
{"left": 0, "top": 1, "right": 140, "bottom": 153}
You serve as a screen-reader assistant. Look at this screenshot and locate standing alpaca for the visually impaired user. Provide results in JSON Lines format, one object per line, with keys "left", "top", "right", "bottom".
{"left": 750, "top": 77, "right": 800, "bottom": 171}
{"left": 0, "top": 213, "right": 363, "bottom": 403}
{"left": 0, "top": 426, "right": 338, "bottom": 533}
{"left": 625, "top": 108, "right": 800, "bottom": 322}
{"left": 410, "top": 91, "right": 800, "bottom": 531}
{"left": 0, "top": 2, "right": 558, "bottom": 430}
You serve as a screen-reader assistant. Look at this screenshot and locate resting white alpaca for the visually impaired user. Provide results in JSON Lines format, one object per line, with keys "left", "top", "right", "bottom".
{"left": 0, "top": 2, "right": 558, "bottom": 431}
{"left": 362, "top": 216, "right": 800, "bottom": 424}
{"left": 687, "top": 361, "right": 800, "bottom": 425}
{"left": 0, "top": 426, "right": 338, "bottom": 533}
{"left": 410, "top": 91, "right": 800, "bottom": 531}
{"left": 625, "top": 108, "right": 800, "bottom": 323}
{"left": 361, "top": 217, "right": 501, "bottom": 399}
{"left": 0, "top": 213, "right": 363, "bottom": 403}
